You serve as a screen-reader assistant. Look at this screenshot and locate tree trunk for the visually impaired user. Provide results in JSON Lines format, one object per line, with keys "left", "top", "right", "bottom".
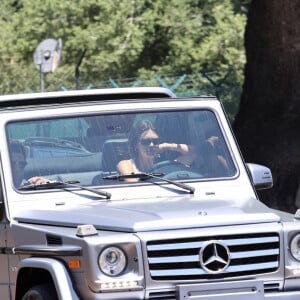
{"left": 233, "top": 0, "right": 300, "bottom": 213}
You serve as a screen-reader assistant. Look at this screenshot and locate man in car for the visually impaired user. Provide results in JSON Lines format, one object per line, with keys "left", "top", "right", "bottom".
{"left": 9, "top": 140, "right": 50, "bottom": 187}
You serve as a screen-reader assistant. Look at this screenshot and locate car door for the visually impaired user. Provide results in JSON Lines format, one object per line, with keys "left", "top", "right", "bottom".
{"left": 0, "top": 178, "right": 10, "bottom": 299}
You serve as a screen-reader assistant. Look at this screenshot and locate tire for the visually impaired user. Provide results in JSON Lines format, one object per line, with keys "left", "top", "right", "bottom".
{"left": 22, "top": 284, "right": 58, "bottom": 300}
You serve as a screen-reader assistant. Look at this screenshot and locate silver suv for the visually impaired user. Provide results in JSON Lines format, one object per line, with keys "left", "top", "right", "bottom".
{"left": 1, "top": 87, "right": 300, "bottom": 300}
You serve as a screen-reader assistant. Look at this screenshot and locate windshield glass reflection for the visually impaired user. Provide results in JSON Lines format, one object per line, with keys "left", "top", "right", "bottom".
{"left": 7, "top": 110, "right": 236, "bottom": 188}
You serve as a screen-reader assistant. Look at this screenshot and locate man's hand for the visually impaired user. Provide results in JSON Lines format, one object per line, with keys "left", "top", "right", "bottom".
{"left": 27, "top": 176, "right": 52, "bottom": 185}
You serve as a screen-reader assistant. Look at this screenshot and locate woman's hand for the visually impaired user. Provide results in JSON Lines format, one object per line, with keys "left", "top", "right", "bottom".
{"left": 159, "top": 142, "right": 190, "bottom": 153}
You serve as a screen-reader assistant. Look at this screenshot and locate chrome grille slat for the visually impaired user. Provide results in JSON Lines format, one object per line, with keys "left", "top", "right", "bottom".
{"left": 149, "top": 248, "right": 279, "bottom": 264}
{"left": 228, "top": 261, "right": 279, "bottom": 272}
{"left": 225, "top": 236, "right": 279, "bottom": 246}
{"left": 149, "top": 255, "right": 198, "bottom": 264}
{"left": 147, "top": 236, "right": 279, "bottom": 251}
{"left": 150, "top": 261, "right": 279, "bottom": 277}
{"left": 147, "top": 241, "right": 204, "bottom": 251}
{"left": 231, "top": 248, "right": 279, "bottom": 259}
{"left": 147, "top": 232, "right": 280, "bottom": 280}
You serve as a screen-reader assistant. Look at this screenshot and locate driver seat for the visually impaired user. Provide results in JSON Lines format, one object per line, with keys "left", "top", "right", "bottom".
{"left": 101, "top": 138, "right": 129, "bottom": 172}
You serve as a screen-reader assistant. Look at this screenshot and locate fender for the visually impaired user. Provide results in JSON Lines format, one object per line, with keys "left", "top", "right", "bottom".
{"left": 18, "top": 257, "right": 79, "bottom": 300}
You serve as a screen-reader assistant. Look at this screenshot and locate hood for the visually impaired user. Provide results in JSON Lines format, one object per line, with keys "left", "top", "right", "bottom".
{"left": 14, "top": 196, "right": 280, "bottom": 232}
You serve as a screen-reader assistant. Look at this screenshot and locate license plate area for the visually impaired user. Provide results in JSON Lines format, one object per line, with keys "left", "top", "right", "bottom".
{"left": 176, "top": 280, "right": 264, "bottom": 300}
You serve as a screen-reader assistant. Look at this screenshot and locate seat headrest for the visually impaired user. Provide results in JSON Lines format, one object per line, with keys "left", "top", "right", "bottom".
{"left": 101, "top": 138, "right": 129, "bottom": 172}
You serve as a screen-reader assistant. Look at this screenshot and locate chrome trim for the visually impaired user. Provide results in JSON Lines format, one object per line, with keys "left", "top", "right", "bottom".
{"left": 147, "top": 236, "right": 279, "bottom": 251}
{"left": 14, "top": 245, "right": 82, "bottom": 256}
{"left": 150, "top": 261, "right": 279, "bottom": 277}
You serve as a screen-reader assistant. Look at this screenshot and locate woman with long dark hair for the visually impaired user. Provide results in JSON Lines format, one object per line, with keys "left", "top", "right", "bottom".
{"left": 117, "top": 120, "right": 196, "bottom": 180}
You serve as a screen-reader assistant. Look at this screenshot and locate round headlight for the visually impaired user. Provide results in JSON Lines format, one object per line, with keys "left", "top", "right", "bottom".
{"left": 290, "top": 234, "right": 300, "bottom": 261}
{"left": 99, "top": 247, "right": 127, "bottom": 276}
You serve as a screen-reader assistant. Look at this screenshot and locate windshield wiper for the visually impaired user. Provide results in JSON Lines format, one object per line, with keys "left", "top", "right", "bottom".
{"left": 103, "top": 172, "right": 195, "bottom": 194}
{"left": 19, "top": 180, "right": 111, "bottom": 199}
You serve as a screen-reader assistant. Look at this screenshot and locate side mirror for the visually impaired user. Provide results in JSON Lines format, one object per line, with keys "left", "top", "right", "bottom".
{"left": 246, "top": 163, "right": 273, "bottom": 190}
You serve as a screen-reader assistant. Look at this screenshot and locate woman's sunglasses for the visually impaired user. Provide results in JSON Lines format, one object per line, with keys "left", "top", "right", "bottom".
{"left": 139, "top": 138, "right": 160, "bottom": 146}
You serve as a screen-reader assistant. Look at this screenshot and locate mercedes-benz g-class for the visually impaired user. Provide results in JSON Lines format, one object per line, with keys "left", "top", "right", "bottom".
{"left": 1, "top": 87, "right": 300, "bottom": 300}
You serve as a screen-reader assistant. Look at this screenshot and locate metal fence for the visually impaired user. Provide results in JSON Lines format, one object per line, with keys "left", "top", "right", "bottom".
{"left": 0, "top": 66, "right": 242, "bottom": 121}
{"left": 82, "top": 72, "right": 242, "bottom": 121}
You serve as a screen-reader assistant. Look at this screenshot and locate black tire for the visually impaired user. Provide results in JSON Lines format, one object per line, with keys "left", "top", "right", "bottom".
{"left": 22, "top": 284, "right": 58, "bottom": 300}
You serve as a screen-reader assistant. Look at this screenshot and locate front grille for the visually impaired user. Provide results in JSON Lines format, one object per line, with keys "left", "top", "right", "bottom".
{"left": 147, "top": 232, "right": 279, "bottom": 280}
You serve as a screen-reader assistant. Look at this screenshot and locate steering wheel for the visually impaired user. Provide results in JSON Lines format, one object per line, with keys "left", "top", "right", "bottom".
{"left": 151, "top": 160, "right": 203, "bottom": 180}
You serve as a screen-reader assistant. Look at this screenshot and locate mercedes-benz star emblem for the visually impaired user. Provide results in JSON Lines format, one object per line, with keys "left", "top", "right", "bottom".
{"left": 199, "top": 241, "right": 230, "bottom": 274}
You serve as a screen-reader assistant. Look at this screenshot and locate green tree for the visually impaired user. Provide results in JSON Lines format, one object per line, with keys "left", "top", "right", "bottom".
{"left": 0, "top": 0, "right": 248, "bottom": 116}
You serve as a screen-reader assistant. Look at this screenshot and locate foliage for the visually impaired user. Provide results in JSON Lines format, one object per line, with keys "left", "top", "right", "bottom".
{"left": 0, "top": 0, "right": 249, "bottom": 118}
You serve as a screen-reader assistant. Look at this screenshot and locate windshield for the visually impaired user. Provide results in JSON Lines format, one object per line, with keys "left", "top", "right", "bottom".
{"left": 6, "top": 110, "right": 236, "bottom": 188}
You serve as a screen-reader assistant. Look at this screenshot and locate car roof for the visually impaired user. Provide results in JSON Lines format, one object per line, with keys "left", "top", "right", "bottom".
{"left": 0, "top": 87, "right": 176, "bottom": 109}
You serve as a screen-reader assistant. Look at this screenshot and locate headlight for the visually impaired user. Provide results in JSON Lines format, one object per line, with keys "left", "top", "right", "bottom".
{"left": 99, "top": 246, "right": 127, "bottom": 276}
{"left": 290, "top": 234, "right": 300, "bottom": 261}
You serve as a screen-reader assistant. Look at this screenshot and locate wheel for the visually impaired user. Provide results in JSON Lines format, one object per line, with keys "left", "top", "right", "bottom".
{"left": 163, "top": 170, "right": 203, "bottom": 180}
{"left": 152, "top": 160, "right": 189, "bottom": 173}
{"left": 22, "top": 284, "right": 58, "bottom": 300}
{"left": 152, "top": 160, "right": 203, "bottom": 180}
